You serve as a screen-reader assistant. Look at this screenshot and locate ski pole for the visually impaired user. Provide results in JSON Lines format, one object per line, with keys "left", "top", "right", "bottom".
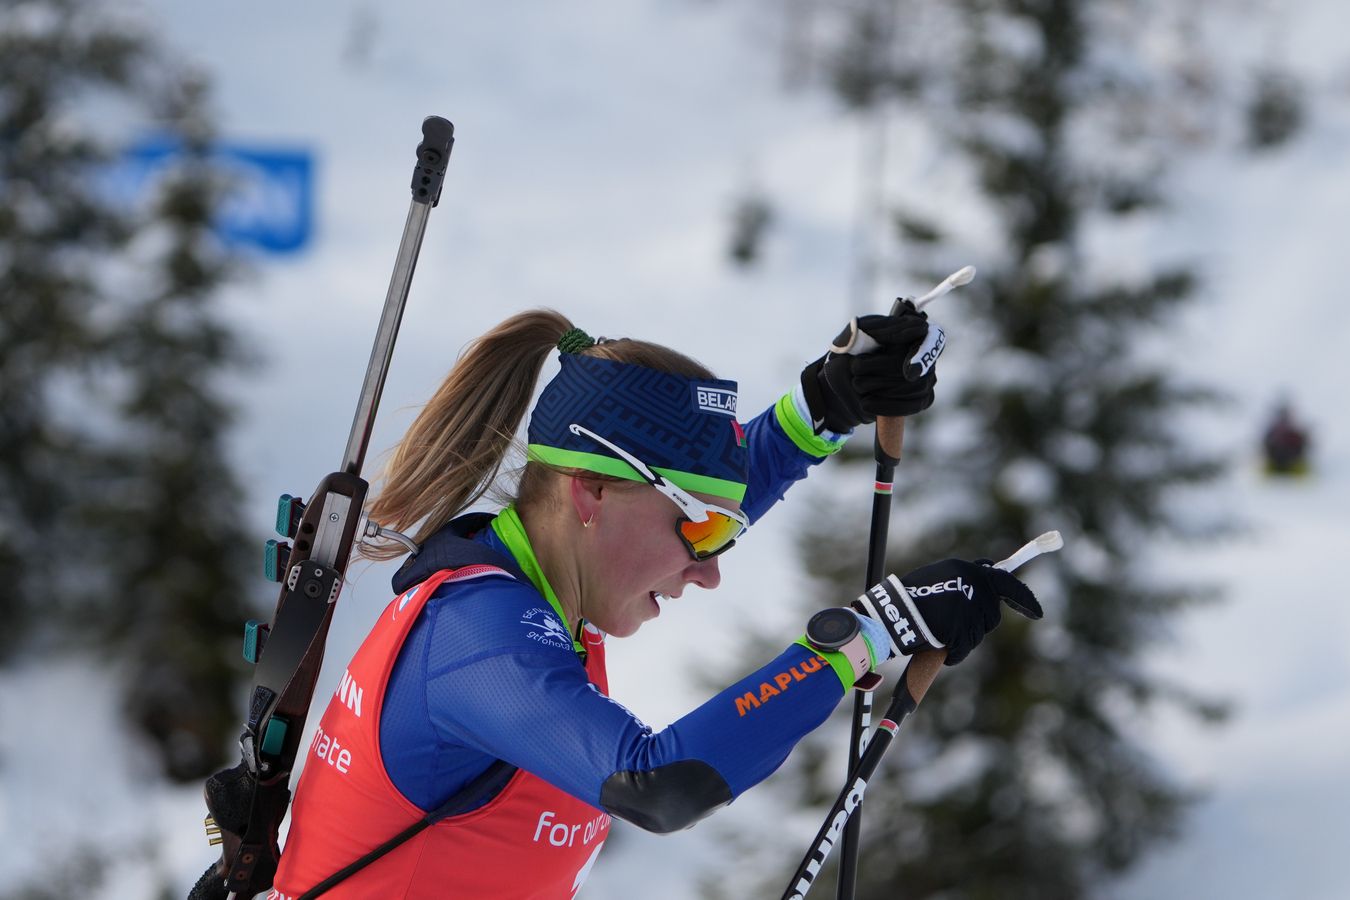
{"left": 784, "top": 532, "right": 1063, "bottom": 900}
{"left": 835, "top": 266, "right": 974, "bottom": 900}
{"left": 834, "top": 403, "right": 902, "bottom": 900}
{"left": 191, "top": 115, "right": 455, "bottom": 900}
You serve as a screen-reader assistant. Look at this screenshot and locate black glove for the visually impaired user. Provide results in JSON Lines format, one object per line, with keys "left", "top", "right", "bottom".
{"left": 188, "top": 864, "right": 229, "bottom": 900}
{"left": 856, "top": 558, "right": 1042, "bottom": 666}
{"left": 800, "top": 301, "right": 946, "bottom": 434}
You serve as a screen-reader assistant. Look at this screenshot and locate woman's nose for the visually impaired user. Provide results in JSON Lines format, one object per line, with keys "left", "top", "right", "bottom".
{"left": 686, "top": 555, "right": 721, "bottom": 590}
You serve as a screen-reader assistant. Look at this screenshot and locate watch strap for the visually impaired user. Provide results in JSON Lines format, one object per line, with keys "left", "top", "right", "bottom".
{"left": 795, "top": 627, "right": 880, "bottom": 694}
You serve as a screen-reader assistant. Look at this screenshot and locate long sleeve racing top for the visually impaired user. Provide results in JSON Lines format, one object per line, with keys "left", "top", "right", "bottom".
{"left": 380, "top": 394, "right": 855, "bottom": 832}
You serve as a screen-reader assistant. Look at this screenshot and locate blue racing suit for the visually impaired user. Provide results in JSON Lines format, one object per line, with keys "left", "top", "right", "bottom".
{"left": 379, "top": 393, "right": 857, "bottom": 832}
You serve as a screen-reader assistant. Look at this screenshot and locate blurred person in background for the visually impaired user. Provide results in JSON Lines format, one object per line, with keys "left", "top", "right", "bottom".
{"left": 1262, "top": 398, "right": 1312, "bottom": 476}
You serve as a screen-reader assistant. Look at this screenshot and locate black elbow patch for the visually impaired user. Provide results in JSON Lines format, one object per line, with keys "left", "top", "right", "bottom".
{"left": 599, "top": 760, "right": 733, "bottom": 833}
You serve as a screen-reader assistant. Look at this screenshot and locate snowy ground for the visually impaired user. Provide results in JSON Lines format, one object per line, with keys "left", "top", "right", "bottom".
{"left": 2, "top": 1, "right": 1348, "bottom": 898}
{"left": 1113, "top": 463, "right": 1350, "bottom": 900}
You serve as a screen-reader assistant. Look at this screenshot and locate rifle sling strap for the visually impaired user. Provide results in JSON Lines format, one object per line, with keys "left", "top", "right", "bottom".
{"left": 296, "top": 758, "right": 518, "bottom": 899}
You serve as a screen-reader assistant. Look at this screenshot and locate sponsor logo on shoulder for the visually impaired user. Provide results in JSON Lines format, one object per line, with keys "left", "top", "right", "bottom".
{"left": 521, "top": 607, "right": 572, "bottom": 649}
{"left": 693, "top": 385, "right": 738, "bottom": 418}
{"left": 394, "top": 585, "right": 420, "bottom": 619}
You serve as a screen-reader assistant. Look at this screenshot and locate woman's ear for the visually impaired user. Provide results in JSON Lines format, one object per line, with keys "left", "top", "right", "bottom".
{"left": 569, "top": 475, "right": 604, "bottom": 528}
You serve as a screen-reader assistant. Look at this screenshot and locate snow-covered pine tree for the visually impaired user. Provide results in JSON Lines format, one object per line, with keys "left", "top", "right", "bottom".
{"left": 708, "top": 0, "right": 1299, "bottom": 896}
{"left": 0, "top": 0, "right": 258, "bottom": 783}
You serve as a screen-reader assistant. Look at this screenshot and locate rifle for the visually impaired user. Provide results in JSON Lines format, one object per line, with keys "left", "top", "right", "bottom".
{"left": 189, "top": 115, "right": 455, "bottom": 900}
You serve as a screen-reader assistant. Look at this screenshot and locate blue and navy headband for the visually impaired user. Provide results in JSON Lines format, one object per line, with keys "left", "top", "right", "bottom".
{"left": 527, "top": 345, "right": 749, "bottom": 502}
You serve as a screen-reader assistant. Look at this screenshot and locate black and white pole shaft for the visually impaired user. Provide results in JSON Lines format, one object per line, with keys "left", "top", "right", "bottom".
{"left": 787, "top": 650, "right": 944, "bottom": 900}
{"left": 835, "top": 415, "right": 902, "bottom": 900}
{"left": 783, "top": 531, "right": 1062, "bottom": 900}
{"left": 835, "top": 265, "right": 974, "bottom": 900}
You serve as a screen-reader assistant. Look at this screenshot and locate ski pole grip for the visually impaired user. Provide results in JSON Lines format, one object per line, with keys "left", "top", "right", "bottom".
{"left": 875, "top": 416, "right": 905, "bottom": 463}
{"left": 901, "top": 648, "right": 946, "bottom": 705}
{"left": 412, "top": 116, "right": 455, "bottom": 206}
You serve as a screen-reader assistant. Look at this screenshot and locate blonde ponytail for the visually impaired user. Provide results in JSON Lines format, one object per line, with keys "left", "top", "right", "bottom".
{"left": 361, "top": 308, "right": 573, "bottom": 560}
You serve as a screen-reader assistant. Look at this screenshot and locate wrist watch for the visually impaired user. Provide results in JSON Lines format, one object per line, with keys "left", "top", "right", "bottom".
{"left": 806, "top": 608, "right": 881, "bottom": 691}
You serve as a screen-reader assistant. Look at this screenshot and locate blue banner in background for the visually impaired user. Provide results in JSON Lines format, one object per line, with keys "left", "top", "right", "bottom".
{"left": 109, "top": 137, "right": 315, "bottom": 255}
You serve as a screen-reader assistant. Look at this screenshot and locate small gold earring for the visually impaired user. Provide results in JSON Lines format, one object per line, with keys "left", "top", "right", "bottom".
{"left": 583, "top": 514, "right": 594, "bottom": 529}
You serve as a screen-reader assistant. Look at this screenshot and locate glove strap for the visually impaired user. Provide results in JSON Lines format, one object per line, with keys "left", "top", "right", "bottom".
{"left": 797, "top": 359, "right": 835, "bottom": 436}
{"left": 852, "top": 574, "right": 945, "bottom": 656}
{"left": 777, "top": 387, "right": 850, "bottom": 451}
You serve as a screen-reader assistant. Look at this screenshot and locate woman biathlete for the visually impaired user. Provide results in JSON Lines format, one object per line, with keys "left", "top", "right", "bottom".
{"left": 268, "top": 308, "right": 1040, "bottom": 899}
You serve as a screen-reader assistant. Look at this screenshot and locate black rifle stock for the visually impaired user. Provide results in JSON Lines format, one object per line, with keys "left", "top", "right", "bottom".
{"left": 190, "top": 116, "right": 455, "bottom": 900}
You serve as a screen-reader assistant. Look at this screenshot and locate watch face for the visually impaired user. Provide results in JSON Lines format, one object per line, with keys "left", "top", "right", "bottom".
{"left": 807, "top": 608, "right": 859, "bottom": 650}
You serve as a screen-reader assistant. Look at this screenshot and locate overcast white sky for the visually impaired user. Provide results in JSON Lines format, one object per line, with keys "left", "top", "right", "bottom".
{"left": 2, "top": 1, "right": 1347, "bottom": 897}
